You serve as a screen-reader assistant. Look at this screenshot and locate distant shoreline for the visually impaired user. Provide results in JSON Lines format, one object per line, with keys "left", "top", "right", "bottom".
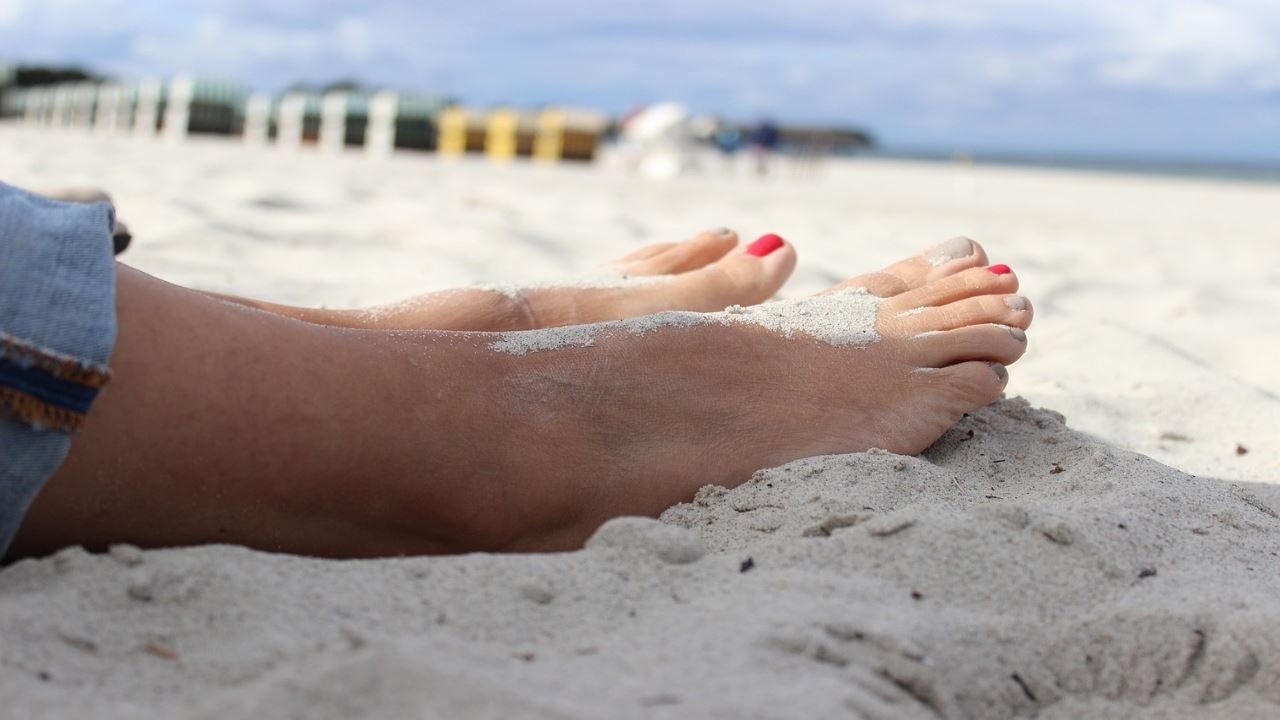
{"left": 862, "top": 148, "right": 1280, "bottom": 185}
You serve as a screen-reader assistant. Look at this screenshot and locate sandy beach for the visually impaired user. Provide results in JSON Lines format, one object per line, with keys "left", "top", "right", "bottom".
{"left": 2, "top": 124, "right": 1278, "bottom": 718}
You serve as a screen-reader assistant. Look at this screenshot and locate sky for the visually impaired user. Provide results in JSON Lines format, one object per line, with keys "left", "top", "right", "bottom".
{"left": 2, "top": 0, "right": 1279, "bottom": 163}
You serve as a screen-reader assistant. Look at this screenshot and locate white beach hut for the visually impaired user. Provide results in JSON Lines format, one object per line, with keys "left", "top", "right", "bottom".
{"left": 243, "top": 93, "right": 272, "bottom": 146}
{"left": 133, "top": 78, "right": 162, "bottom": 138}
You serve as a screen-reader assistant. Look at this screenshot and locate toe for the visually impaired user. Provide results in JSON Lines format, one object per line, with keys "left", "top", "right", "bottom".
{"left": 886, "top": 265, "right": 1019, "bottom": 312}
{"left": 889, "top": 359, "right": 1007, "bottom": 454}
{"left": 632, "top": 228, "right": 739, "bottom": 275}
{"left": 935, "top": 360, "right": 1009, "bottom": 408}
{"left": 602, "top": 233, "right": 797, "bottom": 318}
{"left": 673, "top": 233, "right": 798, "bottom": 309}
{"left": 826, "top": 237, "right": 989, "bottom": 298}
{"left": 879, "top": 236, "right": 989, "bottom": 289}
{"left": 612, "top": 242, "right": 679, "bottom": 265}
{"left": 897, "top": 294, "right": 1033, "bottom": 333}
{"left": 910, "top": 324, "right": 1028, "bottom": 368}
{"left": 831, "top": 271, "right": 910, "bottom": 298}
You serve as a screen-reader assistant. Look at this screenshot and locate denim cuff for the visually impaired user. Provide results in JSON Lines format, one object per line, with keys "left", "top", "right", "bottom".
{"left": 1, "top": 180, "right": 118, "bottom": 557}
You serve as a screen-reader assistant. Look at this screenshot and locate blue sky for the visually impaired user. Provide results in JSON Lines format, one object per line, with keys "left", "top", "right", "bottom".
{"left": 3, "top": 0, "right": 1278, "bottom": 162}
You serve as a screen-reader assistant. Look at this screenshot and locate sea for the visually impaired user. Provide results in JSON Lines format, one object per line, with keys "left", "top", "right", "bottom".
{"left": 865, "top": 149, "right": 1280, "bottom": 185}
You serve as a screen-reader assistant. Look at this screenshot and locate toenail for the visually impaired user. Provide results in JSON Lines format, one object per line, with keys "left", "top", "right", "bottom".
{"left": 746, "top": 233, "right": 784, "bottom": 257}
{"left": 926, "top": 237, "right": 974, "bottom": 266}
{"left": 987, "top": 264, "right": 1012, "bottom": 275}
{"left": 1004, "top": 296, "right": 1029, "bottom": 311}
{"left": 990, "top": 363, "right": 1008, "bottom": 380}
{"left": 1007, "top": 327, "right": 1026, "bottom": 342}
{"left": 713, "top": 227, "right": 735, "bottom": 236}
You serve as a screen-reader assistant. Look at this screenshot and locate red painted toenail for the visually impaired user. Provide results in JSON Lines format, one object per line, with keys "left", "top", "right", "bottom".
{"left": 747, "top": 233, "right": 785, "bottom": 257}
{"left": 987, "top": 264, "right": 1012, "bottom": 275}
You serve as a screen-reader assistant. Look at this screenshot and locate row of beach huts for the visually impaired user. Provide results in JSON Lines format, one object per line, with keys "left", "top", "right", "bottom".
{"left": 0, "top": 73, "right": 611, "bottom": 163}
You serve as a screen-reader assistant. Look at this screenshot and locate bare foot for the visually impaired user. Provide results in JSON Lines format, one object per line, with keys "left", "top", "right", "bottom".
{"left": 211, "top": 231, "right": 990, "bottom": 333}
{"left": 479, "top": 259, "right": 1030, "bottom": 551}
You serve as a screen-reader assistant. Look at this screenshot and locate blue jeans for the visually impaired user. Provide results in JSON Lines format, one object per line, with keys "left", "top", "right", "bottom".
{"left": 0, "top": 181, "right": 117, "bottom": 558}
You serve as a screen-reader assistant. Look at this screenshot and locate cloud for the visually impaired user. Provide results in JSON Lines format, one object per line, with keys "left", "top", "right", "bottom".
{"left": 1, "top": 0, "right": 1277, "bottom": 159}
{"left": 0, "top": 0, "right": 26, "bottom": 28}
{"left": 1092, "top": 1, "right": 1280, "bottom": 92}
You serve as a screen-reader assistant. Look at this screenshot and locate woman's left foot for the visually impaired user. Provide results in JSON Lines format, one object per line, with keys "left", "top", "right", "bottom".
{"left": 343, "top": 231, "right": 991, "bottom": 332}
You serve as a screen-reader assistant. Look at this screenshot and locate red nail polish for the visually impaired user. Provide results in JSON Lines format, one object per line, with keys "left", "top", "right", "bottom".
{"left": 987, "top": 264, "right": 1011, "bottom": 275}
{"left": 747, "top": 233, "right": 784, "bottom": 257}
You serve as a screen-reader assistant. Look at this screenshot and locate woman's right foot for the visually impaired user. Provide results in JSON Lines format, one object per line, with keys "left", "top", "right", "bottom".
{"left": 203, "top": 242, "right": 1026, "bottom": 555}
{"left": 471, "top": 261, "right": 1032, "bottom": 551}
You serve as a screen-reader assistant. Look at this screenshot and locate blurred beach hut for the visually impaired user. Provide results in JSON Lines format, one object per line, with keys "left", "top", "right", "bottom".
{"left": 242, "top": 93, "right": 273, "bottom": 145}
{"left": 533, "top": 107, "right": 609, "bottom": 162}
{"left": 437, "top": 107, "right": 487, "bottom": 157}
{"left": 94, "top": 83, "right": 146, "bottom": 136}
{"left": 51, "top": 85, "right": 77, "bottom": 128}
{"left": 1, "top": 87, "right": 23, "bottom": 119}
{"left": 365, "top": 91, "right": 398, "bottom": 156}
{"left": 71, "top": 82, "right": 97, "bottom": 129}
{"left": 93, "top": 83, "right": 124, "bottom": 133}
{"left": 396, "top": 93, "right": 445, "bottom": 151}
{"left": 163, "top": 75, "right": 247, "bottom": 140}
{"left": 275, "top": 91, "right": 319, "bottom": 150}
{"left": 320, "top": 90, "right": 367, "bottom": 152}
{"left": 0, "top": 62, "right": 15, "bottom": 117}
{"left": 133, "top": 78, "right": 163, "bottom": 137}
{"left": 485, "top": 108, "right": 538, "bottom": 161}
{"left": 2, "top": 87, "right": 27, "bottom": 121}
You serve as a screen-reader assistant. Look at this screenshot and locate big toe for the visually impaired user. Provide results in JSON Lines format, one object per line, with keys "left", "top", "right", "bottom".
{"left": 616, "top": 227, "right": 740, "bottom": 276}
{"left": 643, "top": 232, "right": 798, "bottom": 313}
{"left": 692, "top": 232, "right": 797, "bottom": 306}
{"left": 832, "top": 236, "right": 989, "bottom": 298}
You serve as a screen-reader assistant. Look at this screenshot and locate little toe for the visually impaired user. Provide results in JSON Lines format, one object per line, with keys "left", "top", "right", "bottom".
{"left": 935, "top": 360, "right": 1009, "bottom": 408}
{"left": 899, "top": 294, "right": 1033, "bottom": 333}
{"left": 910, "top": 324, "right": 1028, "bottom": 368}
{"left": 887, "top": 265, "right": 1019, "bottom": 312}
{"left": 632, "top": 228, "right": 739, "bottom": 275}
{"left": 891, "top": 360, "right": 1008, "bottom": 453}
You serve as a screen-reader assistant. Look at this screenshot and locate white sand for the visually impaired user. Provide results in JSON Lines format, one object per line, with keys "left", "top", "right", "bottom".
{"left": 2, "top": 125, "right": 1279, "bottom": 718}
